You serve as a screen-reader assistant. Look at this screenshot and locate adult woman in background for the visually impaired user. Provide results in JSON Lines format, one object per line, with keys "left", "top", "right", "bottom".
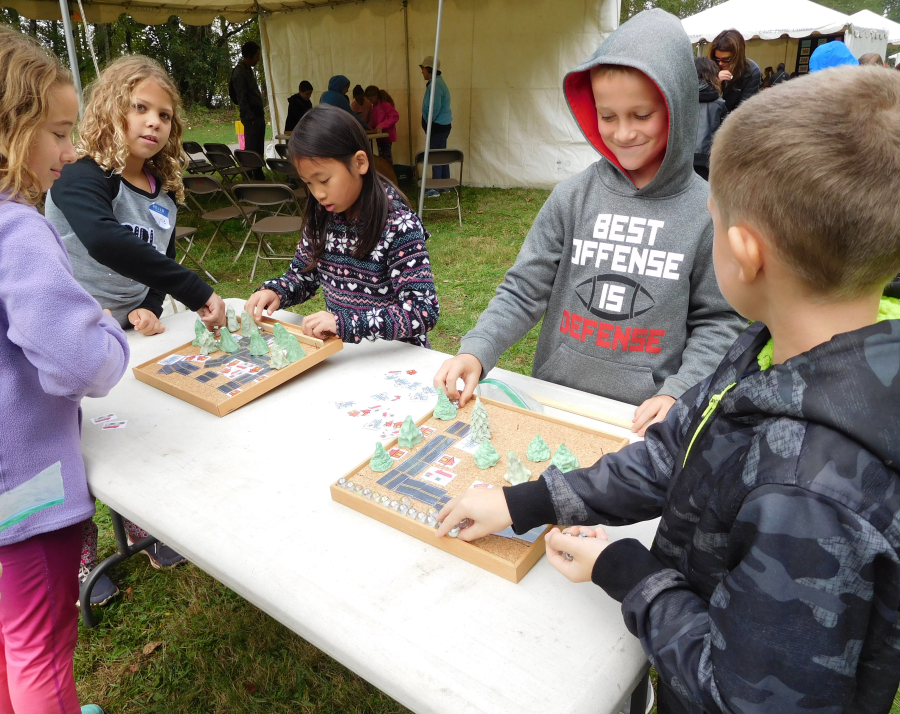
{"left": 420, "top": 55, "right": 452, "bottom": 197}
{"left": 708, "top": 29, "right": 760, "bottom": 113}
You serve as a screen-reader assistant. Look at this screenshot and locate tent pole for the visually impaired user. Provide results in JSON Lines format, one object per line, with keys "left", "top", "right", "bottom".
{"left": 259, "top": 12, "right": 280, "bottom": 147}
{"left": 58, "top": 0, "right": 84, "bottom": 117}
{"left": 417, "top": 0, "right": 444, "bottom": 219}
{"left": 403, "top": 0, "right": 413, "bottom": 167}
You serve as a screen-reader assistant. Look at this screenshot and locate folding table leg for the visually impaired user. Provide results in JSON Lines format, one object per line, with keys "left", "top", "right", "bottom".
{"left": 79, "top": 508, "right": 158, "bottom": 628}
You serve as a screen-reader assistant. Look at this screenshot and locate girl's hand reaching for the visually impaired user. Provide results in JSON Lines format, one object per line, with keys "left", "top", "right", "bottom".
{"left": 245, "top": 290, "right": 281, "bottom": 321}
{"left": 301, "top": 311, "right": 337, "bottom": 339}
{"left": 435, "top": 487, "right": 512, "bottom": 541}
{"left": 197, "top": 293, "right": 226, "bottom": 329}
{"left": 128, "top": 308, "right": 165, "bottom": 336}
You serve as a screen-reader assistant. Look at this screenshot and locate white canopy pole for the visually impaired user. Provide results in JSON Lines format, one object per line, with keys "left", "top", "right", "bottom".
{"left": 258, "top": 12, "right": 279, "bottom": 151}
{"left": 58, "top": 0, "right": 84, "bottom": 117}
{"left": 417, "top": 0, "right": 444, "bottom": 219}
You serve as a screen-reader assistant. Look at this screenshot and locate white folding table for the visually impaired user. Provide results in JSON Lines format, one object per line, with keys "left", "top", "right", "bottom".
{"left": 80, "top": 298, "right": 655, "bottom": 714}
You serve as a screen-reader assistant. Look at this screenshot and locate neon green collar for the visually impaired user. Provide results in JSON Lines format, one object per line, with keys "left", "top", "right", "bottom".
{"left": 757, "top": 296, "right": 900, "bottom": 370}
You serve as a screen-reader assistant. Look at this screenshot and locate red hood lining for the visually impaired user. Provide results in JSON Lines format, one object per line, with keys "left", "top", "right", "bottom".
{"left": 564, "top": 68, "right": 671, "bottom": 190}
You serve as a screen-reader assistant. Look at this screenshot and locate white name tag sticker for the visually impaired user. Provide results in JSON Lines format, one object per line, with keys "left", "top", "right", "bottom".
{"left": 149, "top": 203, "right": 170, "bottom": 229}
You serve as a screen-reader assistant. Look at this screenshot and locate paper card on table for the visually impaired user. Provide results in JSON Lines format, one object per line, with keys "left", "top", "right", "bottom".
{"left": 90, "top": 413, "right": 116, "bottom": 425}
{"left": 335, "top": 401, "right": 355, "bottom": 410}
{"left": 406, "top": 370, "right": 417, "bottom": 375}
{"left": 421, "top": 468, "right": 456, "bottom": 486}
{"left": 157, "top": 354, "right": 185, "bottom": 365}
{"left": 434, "top": 454, "right": 461, "bottom": 468}
{"left": 453, "top": 435, "right": 480, "bottom": 454}
{"left": 101, "top": 420, "right": 128, "bottom": 430}
{"left": 184, "top": 354, "right": 210, "bottom": 363}
{"left": 419, "top": 426, "right": 436, "bottom": 438}
{"left": 492, "top": 525, "right": 546, "bottom": 543}
{"left": 470, "top": 481, "right": 495, "bottom": 489}
{"left": 388, "top": 448, "right": 408, "bottom": 460}
{"left": 363, "top": 418, "right": 386, "bottom": 432}
{"left": 409, "top": 391, "right": 429, "bottom": 401}
{"left": 227, "top": 389, "right": 242, "bottom": 397}
{"left": 371, "top": 392, "right": 389, "bottom": 401}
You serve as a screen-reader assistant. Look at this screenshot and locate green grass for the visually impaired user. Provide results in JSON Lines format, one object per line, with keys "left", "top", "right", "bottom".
{"left": 75, "top": 181, "right": 548, "bottom": 713}
{"left": 182, "top": 106, "right": 273, "bottom": 148}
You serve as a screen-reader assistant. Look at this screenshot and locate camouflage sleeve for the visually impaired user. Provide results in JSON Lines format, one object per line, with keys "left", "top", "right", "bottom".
{"left": 505, "top": 378, "right": 708, "bottom": 533}
{"left": 614, "top": 483, "right": 900, "bottom": 713}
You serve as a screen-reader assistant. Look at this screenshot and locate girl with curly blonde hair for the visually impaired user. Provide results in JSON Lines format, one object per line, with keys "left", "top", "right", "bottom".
{"left": 45, "top": 55, "right": 225, "bottom": 585}
{"left": 0, "top": 25, "right": 128, "bottom": 714}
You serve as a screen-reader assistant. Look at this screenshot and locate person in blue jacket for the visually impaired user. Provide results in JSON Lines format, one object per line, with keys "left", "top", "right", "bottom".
{"left": 319, "top": 75, "right": 367, "bottom": 128}
{"left": 420, "top": 56, "right": 453, "bottom": 196}
{"left": 810, "top": 40, "right": 859, "bottom": 71}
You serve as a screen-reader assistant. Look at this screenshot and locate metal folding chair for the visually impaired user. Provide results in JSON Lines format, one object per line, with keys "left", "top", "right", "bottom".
{"left": 234, "top": 149, "right": 268, "bottom": 179}
{"left": 232, "top": 184, "right": 304, "bottom": 281}
{"left": 183, "top": 141, "right": 215, "bottom": 174}
{"left": 174, "top": 226, "right": 217, "bottom": 283}
{"left": 203, "top": 142, "right": 235, "bottom": 159}
{"left": 205, "top": 151, "right": 247, "bottom": 184}
{"left": 265, "top": 158, "right": 307, "bottom": 212}
{"left": 416, "top": 149, "right": 464, "bottom": 227}
{"left": 182, "top": 174, "right": 257, "bottom": 262}
{"left": 274, "top": 143, "right": 290, "bottom": 159}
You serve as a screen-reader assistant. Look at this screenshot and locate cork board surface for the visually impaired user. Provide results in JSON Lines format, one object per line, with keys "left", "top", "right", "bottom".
{"left": 133, "top": 317, "right": 341, "bottom": 416}
{"left": 339, "top": 397, "right": 628, "bottom": 565}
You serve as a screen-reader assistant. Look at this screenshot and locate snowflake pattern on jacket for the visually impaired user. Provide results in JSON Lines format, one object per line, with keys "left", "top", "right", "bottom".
{"left": 260, "top": 185, "right": 439, "bottom": 346}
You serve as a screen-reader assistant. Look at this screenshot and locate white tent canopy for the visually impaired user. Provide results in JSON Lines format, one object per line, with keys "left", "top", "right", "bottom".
{"left": 848, "top": 9, "right": 900, "bottom": 45}
{"left": 682, "top": 0, "right": 851, "bottom": 42}
{"left": 6, "top": 0, "right": 619, "bottom": 190}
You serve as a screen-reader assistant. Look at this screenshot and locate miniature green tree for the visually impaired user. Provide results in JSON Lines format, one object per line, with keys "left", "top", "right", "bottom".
{"left": 398, "top": 415, "right": 423, "bottom": 447}
{"left": 433, "top": 388, "right": 457, "bottom": 420}
{"left": 526, "top": 435, "right": 551, "bottom": 462}
{"left": 504, "top": 450, "right": 531, "bottom": 485}
{"left": 473, "top": 440, "right": 500, "bottom": 469}
{"left": 240, "top": 311, "right": 258, "bottom": 337}
{"left": 218, "top": 327, "right": 240, "bottom": 353}
{"left": 191, "top": 318, "right": 206, "bottom": 346}
{"left": 249, "top": 330, "right": 269, "bottom": 356}
{"left": 269, "top": 346, "right": 289, "bottom": 369}
{"left": 470, "top": 397, "right": 491, "bottom": 443}
{"left": 550, "top": 443, "right": 579, "bottom": 473}
{"left": 284, "top": 334, "right": 307, "bottom": 363}
{"left": 273, "top": 323, "right": 292, "bottom": 350}
{"left": 198, "top": 329, "right": 218, "bottom": 356}
{"left": 226, "top": 306, "right": 240, "bottom": 333}
{"left": 369, "top": 442, "right": 393, "bottom": 472}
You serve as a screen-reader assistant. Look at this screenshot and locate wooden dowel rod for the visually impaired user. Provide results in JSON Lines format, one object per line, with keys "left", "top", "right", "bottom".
{"left": 534, "top": 396, "right": 635, "bottom": 430}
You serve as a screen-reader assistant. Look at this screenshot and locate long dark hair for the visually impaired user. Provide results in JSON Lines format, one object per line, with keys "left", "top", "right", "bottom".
{"left": 290, "top": 105, "right": 400, "bottom": 269}
{"left": 709, "top": 29, "right": 747, "bottom": 81}
{"left": 695, "top": 56, "right": 721, "bottom": 95}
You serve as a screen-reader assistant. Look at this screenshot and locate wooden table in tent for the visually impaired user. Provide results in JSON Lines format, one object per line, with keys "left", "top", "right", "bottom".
{"left": 80, "top": 297, "right": 656, "bottom": 714}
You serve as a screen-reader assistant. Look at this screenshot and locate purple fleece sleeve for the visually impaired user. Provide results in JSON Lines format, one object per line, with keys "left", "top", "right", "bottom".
{"left": 0, "top": 205, "right": 129, "bottom": 399}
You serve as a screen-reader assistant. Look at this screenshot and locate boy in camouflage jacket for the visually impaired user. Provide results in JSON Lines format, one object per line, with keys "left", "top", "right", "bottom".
{"left": 436, "top": 67, "right": 900, "bottom": 713}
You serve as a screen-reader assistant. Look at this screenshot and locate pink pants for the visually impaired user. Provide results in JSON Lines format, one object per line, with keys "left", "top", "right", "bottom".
{"left": 0, "top": 523, "right": 82, "bottom": 714}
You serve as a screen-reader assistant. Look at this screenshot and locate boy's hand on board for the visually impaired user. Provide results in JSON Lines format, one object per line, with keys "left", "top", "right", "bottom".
{"left": 435, "top": 487, "right": 512, "bottom": 541}
{"left": 545, "top": 526, "right": 609, "bottom": 583}
{"left": 301, "top": 311, "right": 337, "bottom": 339}
{"left": 434, "top": 353, "right": 483, "bottom": 407}
{"left": 128, "top": 308, "right": 166, "bottom": 336}
{"left": 245, "top": 290, "right": 281, "bottom": 322}
{"left": 632, "top": 394, "right": 675, "bottom": 436}
{"left": 198, "top": 293, "right": 227, "bottom": 329}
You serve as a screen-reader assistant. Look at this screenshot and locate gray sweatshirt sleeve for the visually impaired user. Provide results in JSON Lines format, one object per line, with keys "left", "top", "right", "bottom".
{"left": 658, "top": 225, "right": 747, "bottom": 399}
{"left": 458, "top": 189, "right": 567, "bottom": 376}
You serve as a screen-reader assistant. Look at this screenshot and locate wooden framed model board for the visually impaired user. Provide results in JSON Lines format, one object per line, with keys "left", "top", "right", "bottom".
{"left": 332, "top": 396, "right": 630, "bottom": 583}
{"left": 133, "top": 316, "right": 342, "bottom": 417}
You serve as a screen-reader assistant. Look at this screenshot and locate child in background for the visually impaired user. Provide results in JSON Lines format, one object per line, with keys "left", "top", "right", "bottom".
{"left": 246, "top": 105, "right": 439, "bottom": 346}
{"left": 45, "top": 55, "right": 222, "bottom": 602}
{"left": 365, "top": 85, "right": 401, "bottom": 164}
{"left": 285, "top": 80, "right": 313, "bottom": 133}
{"left": 434, "top": 9, "right": 745, "bottom": 435}
{"left": 437, "top": 65, "right": 900, "bottom": 714}
{"left": 0, "top": 26, "right": 128, "bottom": 714}
{"left": 693, "top": 57, "right": 726, "bottom": 181}
{"left": 350, "top": 84, "right": 374, "bottom": 127}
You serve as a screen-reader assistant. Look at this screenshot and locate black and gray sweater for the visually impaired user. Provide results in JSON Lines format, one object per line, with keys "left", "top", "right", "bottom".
{"left": 46, "top": 158, "right": 212, "bottom": 327}
{"left": 506, "top": 320, "right": 900, "bottom": 713}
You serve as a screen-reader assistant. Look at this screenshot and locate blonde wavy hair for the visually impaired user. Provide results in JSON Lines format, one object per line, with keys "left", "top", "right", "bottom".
{"left": 77, "top": 55, "right": 187, "bottom": 203}
{"left": 0, "top": 25, "right": 72, "bottom": 205}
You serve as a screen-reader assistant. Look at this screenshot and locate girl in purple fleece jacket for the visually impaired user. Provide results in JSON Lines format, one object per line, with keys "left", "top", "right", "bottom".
{"left": 0, "top": 28, "right": 129, "bottom": 714}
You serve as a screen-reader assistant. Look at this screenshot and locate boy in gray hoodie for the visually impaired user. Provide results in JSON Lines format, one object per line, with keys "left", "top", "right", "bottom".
{"left": 435, "top": 9, "right": 745, "bottom": 434}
